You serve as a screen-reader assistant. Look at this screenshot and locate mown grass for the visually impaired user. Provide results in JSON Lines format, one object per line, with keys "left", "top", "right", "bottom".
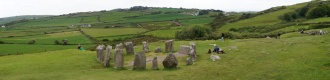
{"left": 81, "top": 28, "right": 147, "bottom": 37}
{"left": 1, "top": 31, "right": 329, "bottom": 79}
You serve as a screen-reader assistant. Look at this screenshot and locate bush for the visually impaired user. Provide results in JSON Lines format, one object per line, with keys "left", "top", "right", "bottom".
{"left": 102, "top": 39, "right": 109, "bottom": 42}
{"left": 0, "top": 41, "right": 5, "bottom": 44}
{"left": 175, "top": 26, "right": 212, "bottom": 40}
{"left": 62, "top": 39, "right": 68, "bottom": 45}
{"left": 28, "top": 39, "right": 36, "bottom": 44}
{"left": 54, "top": 40, "right": 61, "bottom": 45}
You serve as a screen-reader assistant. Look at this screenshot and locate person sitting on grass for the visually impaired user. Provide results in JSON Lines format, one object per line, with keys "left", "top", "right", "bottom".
{"left": 77, "top": 44, "right": 82, "bottom": 50}
{"left": 213, "top": 45, "right": 225, "bottom": 54}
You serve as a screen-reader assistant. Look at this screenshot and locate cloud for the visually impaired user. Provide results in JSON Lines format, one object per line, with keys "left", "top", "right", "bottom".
{"left": 0, "top": 0, "right": 310, "bottom": 18}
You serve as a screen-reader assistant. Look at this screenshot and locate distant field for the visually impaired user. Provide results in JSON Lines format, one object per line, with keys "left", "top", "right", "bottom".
{"left": 145, "top": 28, "right": 181, "bottom": 38}
{"left": 0, "top": 27, "right": 77, "bottom": 38}
{"left": 121, "top": 13, "right": 204, "bottom": 23}
{"left": 100, "top": 12, "right": 142, "bottom": 22}
{"left": 81, "top": 28, "right": 147, "bottom": 37}
{"left": 22, "top": 18, "right": 81, "bottom": 27}
{"left": 180, "top": 17, "right": 214, "bottom": 25}
{"left": 96, "top": 35, "right": 137, "bottom": 41}
{"left": 0, "top": 44, "right": 93, "bottom": 55}
{"left": 1, "top": 31, "right": 92, "bottom": 45}
{"left": 81, "top": 16, "right": 99, "bottom": 23}
{"left": 304, "top": 17, "right": 330, "bottom": 23}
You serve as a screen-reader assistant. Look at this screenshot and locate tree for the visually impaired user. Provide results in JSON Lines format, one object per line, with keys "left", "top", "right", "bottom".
{"left": 175, "top": 26, "right": 212, "bottom": 40}
{"left": 306, "top": 4, "right": 330, "bottom": 19}
{"left": 62, "top": 39, "right": 68, "bottom": 45}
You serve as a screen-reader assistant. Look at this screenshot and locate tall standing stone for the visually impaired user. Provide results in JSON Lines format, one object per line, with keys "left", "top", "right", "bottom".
{"left": 190, "top": 42, "right": 197, "bottom": 61}
{"left": 179, "top": 45, "right": 191, "bottom": 55}
{"left": 96, "top": 45, "right": 105, "bottom": 63}
{"left": 103, "top": 45, "right": 112, "bottom": 67}
{"left": 165, "top": 40, "right": 174, "bottom": 52}
{"left": 133, "top": 51, "right": 146, "bottom": 70}
{"left": 125, "top": 42, "right": 134, "bottom": 54}
{"left": 162, "top": 52, "right": 178, "bottom": 68}
{"left": 154, "top": 46, "right": 162, "bottom": 53}
{"left": 152, "top": 57, "right": 158, "bottom": 70}
{"left": 114, "top": 48, "right": 124, "bottom": 69}
{"left": 142, "top": 41, "right": 149, "bottom": 53}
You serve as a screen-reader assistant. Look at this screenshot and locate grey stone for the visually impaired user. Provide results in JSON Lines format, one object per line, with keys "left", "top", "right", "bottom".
{"left": 152, "top": 57, "right": 158, "bottom": 70}
{"left": 125, "top": 42, "right": 134, "bottom": 54}
{"left": 115, "top": 43, "right": 123, "bottom": 49}
{"left": 179, "top": 45, "right": 191, "bottom": 55}
{"left": 190, "top": 42, "right": 197, "bottom": 61}
{"left": 133, "top": 51, "right": 146, "bottom": 70}
{"left": 142, "top": 41, "right": 149, "bottom": 53}
{"left": 186, "top": 57, "right": 193, "bottom": 65}
{"left": 114, "top": 48, "right": 124, "bottom": 69}
{"left": 154, "top": 46, "right": 162, "bottom": 53}
{"left": 162, "top": 52, "right": 178, "bottom": 68}
{"left": 103, "top": 45, "right": 112, "bottom": 67}
{"left": 190, "top": 50, "right": 197, "bottom": 61}
{"left": 96, "top": 45, "right": 105, "bottom": 63}
{"left": 165, "top": 40, "right": 174, "bottom": 52}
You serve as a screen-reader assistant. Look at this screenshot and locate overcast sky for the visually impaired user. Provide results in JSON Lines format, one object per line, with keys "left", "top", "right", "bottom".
{"left": 0, "top": 0, "right": 311, "bottom": 18}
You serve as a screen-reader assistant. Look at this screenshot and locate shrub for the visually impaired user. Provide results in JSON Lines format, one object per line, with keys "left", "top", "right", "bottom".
{"left": 62, "top": 39, "right": 68, "bottom": 45}
{"left": 102, "top": 39, "right": 109, "bottom": 42}
{"left": 54, "top": 40, "right": 61, "bottom": 45}
{"left": 28, "top": 39, "right": 36, "bottom": 44}
{"left": 175, "top": 26, "right": 212, "bottom": 40}
{"left": 0, "top": 41, "right": 5, "bottom": 44}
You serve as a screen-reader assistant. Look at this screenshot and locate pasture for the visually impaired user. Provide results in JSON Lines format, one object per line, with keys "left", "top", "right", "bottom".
{"left": 1, "top": 31, "right": 329, "bottom": 79}
{"left": 81, "top": 28, "right": 147, "bottom": 38}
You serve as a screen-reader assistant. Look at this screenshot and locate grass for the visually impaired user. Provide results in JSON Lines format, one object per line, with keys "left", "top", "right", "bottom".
{"left": 144, "top": 28, "right": 182, "bottom": 38}
{"left": 180, "top": 17, "right": 214, "bottom": 25}
{"left": 219, "top": 2, "right": 308, "bottom": 32}
{"left": 81, "top": 28, "right": 147, "bottom": 37}
{"left": 304, "top": 17, "right": 330, "bottom": 23}
{"left": 22, "top": 18, "right": 81, "bottom": 27}
{"left": 271, "top": 25, "right": 310, "bottom": 33}
{"left": 1, "top": 29, "right": 330, "bottom": 79}
{"left": 95, "top": 35, "right": 137, "bottom": 41}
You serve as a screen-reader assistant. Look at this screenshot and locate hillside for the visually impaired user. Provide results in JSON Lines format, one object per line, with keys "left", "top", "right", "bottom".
{"left": 0, "top": 15, "right": 52, "bottom": 25}
{"left": 211, "top": 0, "right": 330, "bottom": 38}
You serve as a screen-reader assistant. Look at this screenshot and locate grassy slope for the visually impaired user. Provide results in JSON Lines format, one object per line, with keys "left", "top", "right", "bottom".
{"left": 218, "top": 2, "right": 308, "bottom": 32}
{"left": 81, "top": 28, "right": 147, "bottom": 38}
{"left": 1, "top": 31, "right": 330, "bottom": 79}
{"left": 0, "top": 15, "right": 52, "bottom": 25}
{"left": 304, "top": 17, "right": 330, "bottom": 23}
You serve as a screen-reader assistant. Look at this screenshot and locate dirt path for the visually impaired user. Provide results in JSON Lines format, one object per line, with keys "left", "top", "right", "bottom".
{"left": 126, "top": 52, "right": 187, "bottom": 66}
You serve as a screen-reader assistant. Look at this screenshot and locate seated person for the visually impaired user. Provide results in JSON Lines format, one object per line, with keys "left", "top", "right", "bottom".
{"left": 213, "top": 46, "right": 219, "bottom": 52}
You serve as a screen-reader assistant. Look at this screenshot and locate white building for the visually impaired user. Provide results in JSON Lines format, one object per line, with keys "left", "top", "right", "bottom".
{"left": 80, "top": 24, "right": 92, "bottom": 27}
{"left": 1, "top": 25, "right": 5, "bottom": 28}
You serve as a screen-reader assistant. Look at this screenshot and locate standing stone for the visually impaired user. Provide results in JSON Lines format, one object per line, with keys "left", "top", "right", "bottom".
{"left": 115, "top": 43, "right": 124, "bottom": 49}
{"left": 103, "top": 45, "right": 112, "bottom": 67}
{"left": 154, "top": 46, "right": 162, "bottom": 53}
{"left": 190, "top": 42, "right": 197, "bottom": 61}
{"left": 152, "top": 57, "right": 158, "bottom": 70}
{"left": 162, "top": 52, "right": 178, "bottom": 68}
{"left": 133, "top": 51, "right": 146, "bottom": 70}
{"left": 190, "top": 50, "right": 197, "bottom": 61}
{"left": 186, "top": 57, "right": 193, "bottom": 65}
{"left": 125, "top": 42, "right": 134, "bottom": 54}
{"left": 96, "top": 45, "right": 105, "bottom": 63}
{"left": 114, "top": 48, "right": 124, "bottom": 69}
{"left": 208, "top": 49, "right": 212, "bottom": 54}
{"left": 142, "top": 41, "right": 149, "bottom": 53}
{"left": 179, "top": 45, "right": 191, "bottom": 55}
{"left": 165, "top": 40, "right": 174, "bottom": 52}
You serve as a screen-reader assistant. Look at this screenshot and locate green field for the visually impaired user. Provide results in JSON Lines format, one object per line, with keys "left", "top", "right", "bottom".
{"left": 144, "top": 27, "right": 183, "bottom": 38}
{"left": 81, "top": 28, "right": 148, "bottom": 37}
{"left": 1, "top": 30, "right": 330, "bottom": 79}
{"left": 23, "top": 18, "right": 81, "bottom": 27}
